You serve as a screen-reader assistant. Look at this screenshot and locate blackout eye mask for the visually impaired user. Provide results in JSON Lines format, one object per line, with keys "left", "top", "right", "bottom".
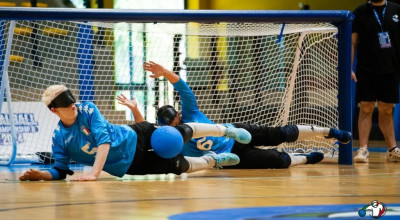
{"left": 47, "top": 89, "right": 76, "bottom": 109}
{"left": 157, "top": 105, "right": 177, "bottom": 125}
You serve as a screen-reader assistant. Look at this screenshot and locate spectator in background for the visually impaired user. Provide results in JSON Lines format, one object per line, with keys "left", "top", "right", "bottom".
{"left": 352, "top": 0, "right": 400, "bottom": 162}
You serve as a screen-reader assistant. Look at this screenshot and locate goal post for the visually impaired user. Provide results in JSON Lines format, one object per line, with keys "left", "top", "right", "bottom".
{"left": 0, "top": 8, "right": 353, "bottom": 165}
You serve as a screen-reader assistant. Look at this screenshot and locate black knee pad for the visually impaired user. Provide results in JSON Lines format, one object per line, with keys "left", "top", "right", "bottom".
{"left": 174, "top": 124, "right": 193, "bottom": 143}
{"left": 280, "top": 151, "right": 292, "bottom": 168}
{"left": 266, "top": 150, "right": 292, "bottom": 168}
{"left": 282, "top": 125, "right": 299, "bottom": 142}
{"left": 175, "top": 154, "right": 190, "bottom": 173}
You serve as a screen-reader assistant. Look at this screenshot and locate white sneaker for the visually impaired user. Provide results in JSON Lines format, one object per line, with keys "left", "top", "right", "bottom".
{"left": 354, "top": 147, "right": 369, "bottom": 163}
{"left": 386, "top": 147, "right": 400, "bottom": 162}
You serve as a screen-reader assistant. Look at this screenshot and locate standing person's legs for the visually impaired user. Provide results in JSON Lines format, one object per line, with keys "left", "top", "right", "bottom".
{"left": 354, "top": 73, "right": 377, "bottom": 163}
{"left": 354, "top": 101, "right": 374, "bottom": 163}
{"left": 358, "top": 101, "right": 375, "bottom": 148}
{"left": 376, "top": 74, "right": 400, "bottom": 162}
{"left": 355, "top": 73, "right": 400, "bottom": 162}
{"left": 377, "top": 102, "right": 396, "bottom": 150}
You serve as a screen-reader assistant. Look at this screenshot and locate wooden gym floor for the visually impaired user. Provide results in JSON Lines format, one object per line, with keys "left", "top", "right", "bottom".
{"left": 0, "top": 151, "right": 399, "bottom": 220}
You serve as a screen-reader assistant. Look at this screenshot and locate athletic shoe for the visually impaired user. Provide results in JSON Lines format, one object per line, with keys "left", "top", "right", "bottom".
{"left": 386, "top": 147, "right": 400, "bottom": 162}
{"left": 294, "top": 152, "right": 324, "bottom": 164}
{"left": 225, "top": 127, "right": 251, "bottom": 144}
{"left": 206, "top": 152, "right": 240, "bottom": 168}
{"left": 354, "top": 147, "right": 369, "bottom": 163}
{"left": 325, "top": 128, "right": 352, "bottom": 144}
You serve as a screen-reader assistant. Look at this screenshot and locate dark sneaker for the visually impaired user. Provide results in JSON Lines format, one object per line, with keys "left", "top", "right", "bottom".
{"left": 325, "top": 128, "right": 352, "bottom": 144}
{"left": 294, "top": 152, "right": 324, "bottom": 164}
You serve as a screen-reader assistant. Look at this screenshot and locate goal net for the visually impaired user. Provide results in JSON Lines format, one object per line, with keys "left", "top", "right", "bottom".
{"left": 0, "top": 10, "right": 352, "bottom": 165}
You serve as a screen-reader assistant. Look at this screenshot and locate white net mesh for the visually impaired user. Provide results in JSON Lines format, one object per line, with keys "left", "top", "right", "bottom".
{"left": 0, "top": 20, "right": 339, "bottom": 164}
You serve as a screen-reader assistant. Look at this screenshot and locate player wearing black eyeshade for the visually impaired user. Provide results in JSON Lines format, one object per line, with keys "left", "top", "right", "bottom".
{"left": 19, "top": 85, "right": 252, "bottom": 181}
{"left": 117, "top": 61, "right": 353, "bottom": 169}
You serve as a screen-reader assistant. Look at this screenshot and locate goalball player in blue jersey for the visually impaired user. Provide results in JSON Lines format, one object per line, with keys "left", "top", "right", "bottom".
{"left": 136, "top": 61, "right": 352, "bottom": 169}
{"left": 19, "top": 85, "right": 251, "bottom": 181}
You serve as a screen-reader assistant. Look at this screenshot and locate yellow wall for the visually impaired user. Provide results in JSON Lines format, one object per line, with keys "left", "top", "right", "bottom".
{"left": 108, "top": 0, "right": 365, "bottom": 11}
{"left": 104, "top": 0, "right": 113, "bottom": 8}
{"left": 194, "top": 0, "right": 366, "bottom": 11}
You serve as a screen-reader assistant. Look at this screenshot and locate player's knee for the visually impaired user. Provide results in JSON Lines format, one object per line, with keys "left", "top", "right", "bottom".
{"left": 175, "top": 154, "right": 190, "bottom": 174}
{"left": 281, "top": 125, "right": 299, "bottom": 142}
{"left": 266, "top": 150, "right": 291, "bottom": 168}
{"left": 280, "top": 152, "right": 291, "bottom": 168}
{"left": 174, "top": 124, "right": 193, "bottom": 143}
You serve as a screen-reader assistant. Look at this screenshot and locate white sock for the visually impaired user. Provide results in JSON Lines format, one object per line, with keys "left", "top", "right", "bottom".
{"left": 297, "top": 125, "right": 330, "bottom": 141}
{"left": 184, "top": 155, "right": 216, "bottom": 173}
{"left": 288, "top": 153, "right": 307, "bottom": 166}
{"left": 186, "top": 123, "right": 226, "bottom": 138}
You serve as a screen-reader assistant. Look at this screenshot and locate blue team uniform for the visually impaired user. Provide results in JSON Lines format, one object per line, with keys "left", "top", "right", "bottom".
{"left": 49, "top": 102, "right": 137, "bottom": 179}
{"left": 172, "top": 78, "right": 331, "bottom": 169}
{"left": 173, "top": 79, "right": 234, "bottom": 156}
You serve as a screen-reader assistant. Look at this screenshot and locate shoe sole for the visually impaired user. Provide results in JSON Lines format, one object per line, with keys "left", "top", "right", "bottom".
{"left": 211, "top": 153, "right": 240, "bottom": 167}
{"left": 338, "top": 133, "right": 352, "bottom": 144}
{"left": 325, "top": 135, "right": 351, "bottom": 144}
{"left": 354, "top": 157, "right": 368, "bottom": 163}
{"left": 387, "top": 157, "right": 400, "bottom": 162}
{"left": 225, "top": 128, "right": 251, "bottom": 144}
{"left": 334, "top": 131, "right": 352, "bottom": 144}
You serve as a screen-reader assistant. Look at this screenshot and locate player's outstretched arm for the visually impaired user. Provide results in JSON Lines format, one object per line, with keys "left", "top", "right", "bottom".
{"left": 117, "top": 94, "right": 145, "bottom": 123}
{"left": 143, "top": 61, "right": 179, "bottom": 83}
{"left": 69, "top": 143, "right": 110, "bottom": 181}
{"left": 19, "top": 169, "right": 53, "bottom": 181}
{"left": 144, "top": 61, "right": 199, "bottom": 114}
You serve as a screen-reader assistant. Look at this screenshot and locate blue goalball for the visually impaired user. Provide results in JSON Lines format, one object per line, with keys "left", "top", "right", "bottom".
{"left": 151, "top": 126, "right": 183, "bottom": 158}
{"left": 358, "top": 209, "right": 366, "bottom": 217}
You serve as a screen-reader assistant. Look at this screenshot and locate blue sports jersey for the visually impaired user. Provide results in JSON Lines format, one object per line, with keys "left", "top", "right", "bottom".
{"left": 49, "top": 102, "right": 137, "bottom": 179}
{"left": 173, "top": 79, "right": 234, "bottom": 156}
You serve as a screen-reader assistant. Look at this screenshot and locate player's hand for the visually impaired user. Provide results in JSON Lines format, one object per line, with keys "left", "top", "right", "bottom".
{"left": 143, "top": 61, "right": 166, "bottom": 78}
{"left": 351, "top": 71, "right": 357, "bottom": 82}
{"left": 19, "top": 169, "right": 44, "bottom": 181}
{"left": 69, "top": 173, "right": 98, "bottom": 181}
{"left": 117, "top": 94, "right": 138, "bottom": 110}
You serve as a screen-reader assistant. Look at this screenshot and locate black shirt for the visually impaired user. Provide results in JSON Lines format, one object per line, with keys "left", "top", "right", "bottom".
{"left": 389, "top": 0, "right": 400, "bottom": 5}
{"left": 353, "top": 2, "right": 400, "bottom": 75}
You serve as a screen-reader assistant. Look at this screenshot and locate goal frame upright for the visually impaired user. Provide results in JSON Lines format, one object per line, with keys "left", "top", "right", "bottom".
{"left": 0, "top": 8, "right": 354, "bottom": 165}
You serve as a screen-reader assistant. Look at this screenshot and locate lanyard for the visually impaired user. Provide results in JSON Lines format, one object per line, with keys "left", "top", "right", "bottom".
{"left": 371, "top": 1, "right": 387, "bottom": 32}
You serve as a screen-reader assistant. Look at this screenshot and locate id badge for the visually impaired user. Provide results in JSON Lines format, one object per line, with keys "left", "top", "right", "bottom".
{"left": 378, "top": 32, "right": 392, "bottom": 48}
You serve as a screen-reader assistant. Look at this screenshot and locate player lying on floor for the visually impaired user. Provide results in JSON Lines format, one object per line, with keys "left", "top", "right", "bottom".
{"left": 119, "top": 61, "right": 352, "bottom": 169}
{"left": 19, "top": 85, "right": 252, "bottom": 181}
